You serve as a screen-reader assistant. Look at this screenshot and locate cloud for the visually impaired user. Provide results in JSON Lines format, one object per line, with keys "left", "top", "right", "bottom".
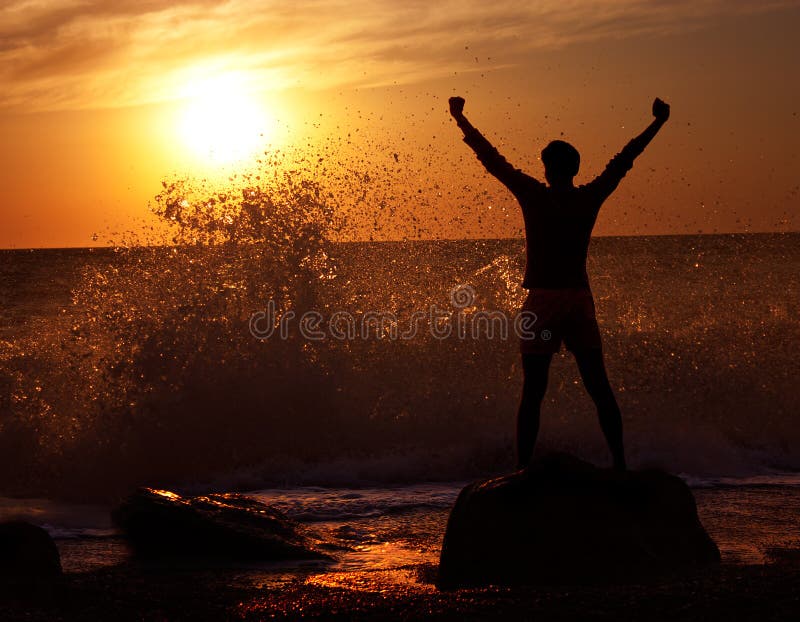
{"left": 0, "top": 0, "right": 795, "bottom": 111}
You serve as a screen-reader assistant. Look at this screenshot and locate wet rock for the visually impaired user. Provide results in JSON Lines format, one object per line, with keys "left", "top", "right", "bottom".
{"left": 113, "top": 488, "right": 334, "bottom": 561}
{"left": 0, "top": 521, "right": 63, "bottom": 583}
{"left": 438, "top": 453, "right": 720, "bottom": 588}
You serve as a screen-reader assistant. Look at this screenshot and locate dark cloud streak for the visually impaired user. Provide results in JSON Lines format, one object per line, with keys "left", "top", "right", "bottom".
{"left": 0, "top": 0, "right": 796, "bottom": 111}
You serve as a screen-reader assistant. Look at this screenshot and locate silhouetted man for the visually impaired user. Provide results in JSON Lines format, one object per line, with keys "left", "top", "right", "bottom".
{"left": 449, "top": 96, "right": 670, "bottom": 470}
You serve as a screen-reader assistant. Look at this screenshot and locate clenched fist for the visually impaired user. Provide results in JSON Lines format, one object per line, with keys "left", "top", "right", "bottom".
{"left": 652, "top": 97, "right": 670, "bottom": 122}
{"left": 449, "top": 96, "right": 465, "bottom": 118}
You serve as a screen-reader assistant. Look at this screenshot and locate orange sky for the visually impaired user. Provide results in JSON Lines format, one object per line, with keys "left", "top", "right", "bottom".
{"left": 1, "top": 1, "right": 799, "bottom": 248}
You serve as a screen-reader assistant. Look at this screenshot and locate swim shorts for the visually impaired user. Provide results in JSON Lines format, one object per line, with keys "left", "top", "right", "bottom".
{"left": 519, "top": 287, "right": 602, "bottom": 354}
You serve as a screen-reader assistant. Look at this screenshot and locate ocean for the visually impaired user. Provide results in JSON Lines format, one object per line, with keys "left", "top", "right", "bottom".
{"left": 1, "top": 233, "right": 800, "bottom": 583}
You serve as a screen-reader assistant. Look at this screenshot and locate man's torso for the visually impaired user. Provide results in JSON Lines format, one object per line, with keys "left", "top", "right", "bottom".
{"left": 513, "top": 182, "right": 604, "bottom": 289}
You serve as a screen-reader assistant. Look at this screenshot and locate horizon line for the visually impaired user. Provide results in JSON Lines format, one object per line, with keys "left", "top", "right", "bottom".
{"left": 2, "top": 230, "right": 798, "bottom": 252}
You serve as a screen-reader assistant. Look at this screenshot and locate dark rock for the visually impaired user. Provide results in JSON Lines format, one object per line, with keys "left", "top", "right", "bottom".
{"left": 438, "top": 453, "right": 721, "bottom": 589}
{"left": 0, "top": 521, "right": 63, "bottom": 582}
{"left": 112, "top": 488, "right": 334, "bottom": 561}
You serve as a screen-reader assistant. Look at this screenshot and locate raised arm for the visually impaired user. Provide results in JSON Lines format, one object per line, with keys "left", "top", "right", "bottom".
{"left": 589, "top": 98, "right": 670, "bottom": 199}
{"left": 619, "top": 98, "right": 670, "bottom": 162}
{"left": 449, "top": 96, "right": 534, "bottom": 195}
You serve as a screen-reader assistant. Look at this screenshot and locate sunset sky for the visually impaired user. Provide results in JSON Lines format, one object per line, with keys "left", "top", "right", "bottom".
{"left": 1, "top": 0, "right": 798, "bottom": 248}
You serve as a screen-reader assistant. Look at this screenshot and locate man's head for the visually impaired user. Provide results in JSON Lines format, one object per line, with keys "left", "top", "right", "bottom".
{"left": 541, "top": 140, "right": 580, "bottom": 187}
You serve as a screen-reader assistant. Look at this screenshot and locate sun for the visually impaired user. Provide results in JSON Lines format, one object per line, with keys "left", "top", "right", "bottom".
{"left": 178, "top": 74, "right": 271, "bottom": 166}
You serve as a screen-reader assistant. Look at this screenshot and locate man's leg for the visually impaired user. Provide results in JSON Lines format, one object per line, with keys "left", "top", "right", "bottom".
{"left": 517, "top": 353, "right": 552, "bottom": 469}
{"left": 573, "top": 349, "right": 626, "bottom": 470}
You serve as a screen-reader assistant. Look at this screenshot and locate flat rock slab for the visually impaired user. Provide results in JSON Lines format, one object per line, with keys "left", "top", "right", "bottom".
{"left": 438, "top": 453, "right": 720, "bottom": 589}
{"left": 113, "top": 488, "right": 335, "bottom": 562}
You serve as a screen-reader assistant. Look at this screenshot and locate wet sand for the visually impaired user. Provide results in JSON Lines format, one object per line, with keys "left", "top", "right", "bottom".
{"left": 3, "top": 556, "right": 799, "bottom": 621}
